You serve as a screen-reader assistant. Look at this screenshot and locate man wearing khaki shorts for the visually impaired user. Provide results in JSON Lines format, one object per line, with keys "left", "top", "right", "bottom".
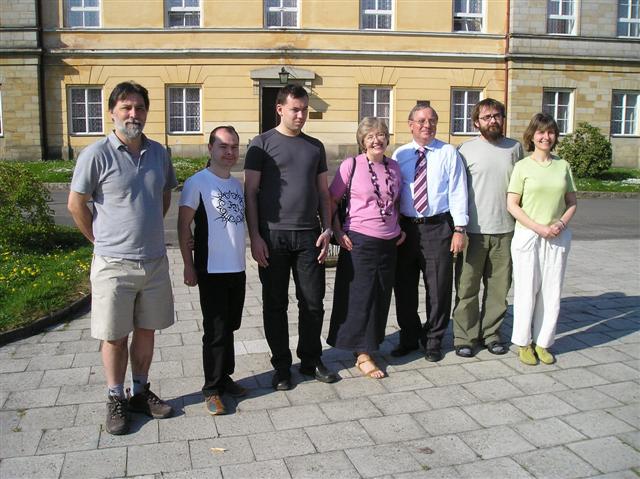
{"left": 68, "top": 81, "right": 177, "bottom": 435}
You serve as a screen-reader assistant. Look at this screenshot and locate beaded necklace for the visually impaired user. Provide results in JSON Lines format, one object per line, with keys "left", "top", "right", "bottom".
{"left": 366, "top": 156, "right": 395, "bottom": 222}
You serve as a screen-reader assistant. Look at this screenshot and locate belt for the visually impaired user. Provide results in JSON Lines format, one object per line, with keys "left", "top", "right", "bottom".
{"left": 402, "top": 212, "right": 450, "bottom": 224}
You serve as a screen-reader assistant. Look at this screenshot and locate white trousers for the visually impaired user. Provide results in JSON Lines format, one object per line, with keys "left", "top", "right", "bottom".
{"left": 510, "top": 227, "right": 571, "bottom": 348}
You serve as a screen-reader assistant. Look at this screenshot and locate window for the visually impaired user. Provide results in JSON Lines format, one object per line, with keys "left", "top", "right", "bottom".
{"left": 547, "top": 0, "right": 576, "bottom": 34}
{"left": 618, "top": 0, "right": 640, "bottom": 37}
{"left": 361, "top": 0, "right": 393, "bottom": 30}
{"left": 359, "top": 87, "right": 391, "bottom": 127}
{"left": 69, "top": 87, "right": 103, "bottom": 134}
{"left": 451, "top": 89, "right": 481, "bottom": 134}
{"left": 265, "top": 0, "right": 298, "bottom": 28}
{"left": 453, "top": 0, "right": 483, "bottom": 32}
{"left": 66, "top": 0, "right": 100, "bottom": 28}
{"left": 168, "top": 87, "right": 201, "bottom": 133}
{"left": 612, "top": 92, "right": 639, "bottom": 136}
{"left": 542, "top": 89, "right": 573, "bottom": 134}
{"left": 167, "top": 0, "right": 200, "bottom": 28}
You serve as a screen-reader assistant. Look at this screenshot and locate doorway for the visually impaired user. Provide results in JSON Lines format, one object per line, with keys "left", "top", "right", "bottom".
{"left": 261, "top": 87, "right": 281, "bottom": 133}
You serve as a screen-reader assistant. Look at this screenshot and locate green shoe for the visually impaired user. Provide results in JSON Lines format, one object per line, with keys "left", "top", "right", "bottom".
{"left": 518, "top": 345, "right": 537, "bottom": 365}
{"left": 534, "top": 345, "right": 555, "bottom": 365}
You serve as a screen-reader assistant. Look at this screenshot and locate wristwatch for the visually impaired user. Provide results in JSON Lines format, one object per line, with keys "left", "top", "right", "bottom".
{"left": 454, "top": 226, "right": 466, "bottom": 234}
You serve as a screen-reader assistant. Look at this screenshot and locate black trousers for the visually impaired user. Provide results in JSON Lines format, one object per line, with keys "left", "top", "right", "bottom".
{"left": 394, "top": 215, "right": 454, "bottom": 351}
{"left": 328, "top": 231, "right": 398, "bottom": 352}
{"left": 258, "top": 228, "right": 325, "bottom": 372}
{"left": 197, "top": 271, "right": 246, "bottom": 396}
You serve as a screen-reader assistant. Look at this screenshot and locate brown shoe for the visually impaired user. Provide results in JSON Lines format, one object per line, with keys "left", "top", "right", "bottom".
{"left": 105, "top": 395, "right": 129, "bottom": 435}
{"left": 205, "top": 394, "right": 226, "bottom": 415}
{"left": 225, "top": 380, "right": 248, "bottom": 397}
{"left": 128, "top": 383, "right": 173, "bottom": 419}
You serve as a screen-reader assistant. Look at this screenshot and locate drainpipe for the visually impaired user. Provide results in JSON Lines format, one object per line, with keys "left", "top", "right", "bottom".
{"left": 504, "top": 0, "right": 511, "bottom": 135}
{"left": 36, "top": 0, "right": 48, "bottom": 160}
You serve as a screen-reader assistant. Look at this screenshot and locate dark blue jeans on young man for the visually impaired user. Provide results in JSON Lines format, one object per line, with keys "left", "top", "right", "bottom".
{"left": 258, "top": 227, "right": 325, "bottom": 374}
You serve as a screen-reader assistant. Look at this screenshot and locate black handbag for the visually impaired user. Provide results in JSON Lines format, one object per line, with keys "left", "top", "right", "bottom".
{"left": 331, "top": 156, "right": 356, "bottom": 245}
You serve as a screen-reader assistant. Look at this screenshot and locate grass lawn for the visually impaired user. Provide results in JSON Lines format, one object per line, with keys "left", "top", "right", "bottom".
{"left": 14, "top": 160, "right": 640, "bottom": 193}
{"left": 0, "top": 227, "right": 92, "bottom": 332}
{"left": 574, "top": 168, "right": 640, "bottom": 193}
{"left": 15, "top": 158, "right": 208, "bottom": 184}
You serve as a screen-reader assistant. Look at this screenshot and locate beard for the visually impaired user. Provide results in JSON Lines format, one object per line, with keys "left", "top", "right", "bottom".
{"left": 480, "top": 123, "right": 503, "bottom": 141}
{"left": 114, "top": 118, "right": 144, "bottom": 140}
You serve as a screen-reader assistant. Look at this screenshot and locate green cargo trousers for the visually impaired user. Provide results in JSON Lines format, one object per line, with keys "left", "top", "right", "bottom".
{"left": 453, "top": 232, "right": 513, "bottom": 347}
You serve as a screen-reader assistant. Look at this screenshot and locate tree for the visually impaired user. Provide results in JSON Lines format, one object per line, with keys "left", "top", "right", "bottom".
{"left": 557, "top": 122, "right": 612, "bottom": 178}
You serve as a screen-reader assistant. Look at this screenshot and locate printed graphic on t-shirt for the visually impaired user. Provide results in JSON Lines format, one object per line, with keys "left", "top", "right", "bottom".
{"left": 212, "top": 190, "right": 244, "bottom": 226}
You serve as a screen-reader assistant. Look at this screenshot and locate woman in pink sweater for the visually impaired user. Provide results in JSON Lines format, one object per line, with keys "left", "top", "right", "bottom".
{"left": 328, "top": 117, "right": 405, "bottom": 378}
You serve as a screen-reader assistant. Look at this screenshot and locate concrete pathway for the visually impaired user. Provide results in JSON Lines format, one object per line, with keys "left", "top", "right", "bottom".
{"left": 0, "top": 239, "right": 638, "bottom": 478}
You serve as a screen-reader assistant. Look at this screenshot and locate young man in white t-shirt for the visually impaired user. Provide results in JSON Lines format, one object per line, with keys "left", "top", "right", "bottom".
{"left": 178, "top": 126, "right": 246, "bottom": 415}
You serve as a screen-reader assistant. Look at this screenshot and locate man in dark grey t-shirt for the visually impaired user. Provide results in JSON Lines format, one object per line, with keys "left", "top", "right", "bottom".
{"left": 244, "top": 84, "right": 338, "bottom": 390}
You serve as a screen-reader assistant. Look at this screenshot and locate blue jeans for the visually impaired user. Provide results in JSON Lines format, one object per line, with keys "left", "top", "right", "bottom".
{"left": 258, "top": 227, "right": 326, "bottom": 372}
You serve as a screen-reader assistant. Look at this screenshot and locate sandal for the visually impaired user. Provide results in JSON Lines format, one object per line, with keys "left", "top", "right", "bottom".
{"left": 486, "top": 342, "right": 508, "bottom": 355}
{"left": 355, "top": 354, "right": 385, "bottom": 379}
{"left": 455, "top": 345, "right": 474, "bottom": 358}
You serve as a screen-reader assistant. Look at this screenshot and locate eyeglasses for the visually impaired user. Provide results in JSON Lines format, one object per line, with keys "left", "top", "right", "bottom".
{"left": 364, "top": 132, "right": 387, "bottom": 142}
{"left": 411, "top": 119, "right": 437, "bottom": 126}
{"left": 479, "top": 114, "right": 503, "bottom": 122}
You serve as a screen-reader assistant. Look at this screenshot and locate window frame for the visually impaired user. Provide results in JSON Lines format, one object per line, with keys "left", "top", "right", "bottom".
{"left": 167, "top": 86, "right": 202, "bottom": 135}
{"left": 166, "top": 0, "right": 201, "bottom": 28}
{"left": 65, "top": 0, "right": 101, "bottom": 28}
{"left": 452, "top": 0, "right": 484, "bottom": 33}
{"left": 611, "top": 91, "right": 639, "bottom": 137}
{"left": 450, "top": 88, "right": 482, "bottom": 135}
{"left": 68, "top": 86, "right": 104, "bottom": 136}
{"left": 360, "top": 0, "right": 394, "bottom": 31}
{"left": 359, "top": 86, "right": 393, "bottom": 132}
{"left": 542, "top": 89, "right": 574, "bottom": 135}
{"left": 546, "top": 0, "right": 576, "bottom": 35}
{"left": 264, "top": 0, "right": 299, "bottom": 29}
{"left": 617, "top": 0, "right": 640, "bottom": 38}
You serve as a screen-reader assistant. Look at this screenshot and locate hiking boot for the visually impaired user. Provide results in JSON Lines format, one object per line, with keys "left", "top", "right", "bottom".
{"left": 534, "top": 345, "right": 555, "bottom": 365}
{"left": 205, "top": 394, "right": 226, "bottom": 415}
{"left": 518, "top": 345, "right": 538, "bottom": 366}
{"left": 128, "top": 383, "right": 173, "bottom": 419}
{"left": 106, "top": 395, "right": 129, "bottom": 435}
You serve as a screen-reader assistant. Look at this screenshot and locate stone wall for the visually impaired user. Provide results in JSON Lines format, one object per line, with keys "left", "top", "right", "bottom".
{"left": 508, "top": 61, "right": 640, "bottom": 168}
{"left": 0, "top": 0, "right": 42, "bottom": 161}
{"left": 0, "top": 0, "right": 37, "bottom": 27}
{"left": 0, "top": 59, "right": 42, "bottom": 161}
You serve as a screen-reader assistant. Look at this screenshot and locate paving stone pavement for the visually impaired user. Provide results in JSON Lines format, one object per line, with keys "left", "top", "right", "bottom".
{"left": 0, "top": 239, "right": 638, "bottom": 478}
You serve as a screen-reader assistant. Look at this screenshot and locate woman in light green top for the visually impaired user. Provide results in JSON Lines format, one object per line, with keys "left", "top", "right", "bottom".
{"left": 507, "top": 113, "right": 577, "bottom": 366}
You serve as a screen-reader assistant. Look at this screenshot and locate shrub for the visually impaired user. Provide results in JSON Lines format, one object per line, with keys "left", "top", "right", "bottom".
{"left": 0, "top": 162, "right": 55, "bottom": 250}
{"left": 557, "top": 122, "right": 612, "bottom": 178}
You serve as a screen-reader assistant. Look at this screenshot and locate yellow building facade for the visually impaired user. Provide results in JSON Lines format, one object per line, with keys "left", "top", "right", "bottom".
{"left": 1, "top": 0, "right": 638, "bottom": 167}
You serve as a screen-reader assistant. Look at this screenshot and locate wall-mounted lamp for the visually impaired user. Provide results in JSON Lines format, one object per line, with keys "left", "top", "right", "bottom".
{"left": 278, "top": 67, "right": 290, "bottom": 84}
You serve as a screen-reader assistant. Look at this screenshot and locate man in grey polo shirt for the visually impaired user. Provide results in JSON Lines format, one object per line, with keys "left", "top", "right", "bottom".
{"left": 452, "top": 98, "right": 523, "bottom": 358}
{"left": 68, "top": 81, "right": 177, "bottom": 435}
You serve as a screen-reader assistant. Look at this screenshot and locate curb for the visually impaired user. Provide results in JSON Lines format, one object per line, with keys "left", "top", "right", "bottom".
{"left": 576, "top": 191, "right": 639, "bottom": 199}
{"left": 45, "top": 182, "right": 73, "bottom": 191}
{"left": 0, "top": 294, "right": 91, "bottom": 346}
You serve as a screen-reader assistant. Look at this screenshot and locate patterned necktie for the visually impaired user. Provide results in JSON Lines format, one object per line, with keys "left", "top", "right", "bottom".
{"left": 413, "top": 147, "right": 428, "bottom": 213}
